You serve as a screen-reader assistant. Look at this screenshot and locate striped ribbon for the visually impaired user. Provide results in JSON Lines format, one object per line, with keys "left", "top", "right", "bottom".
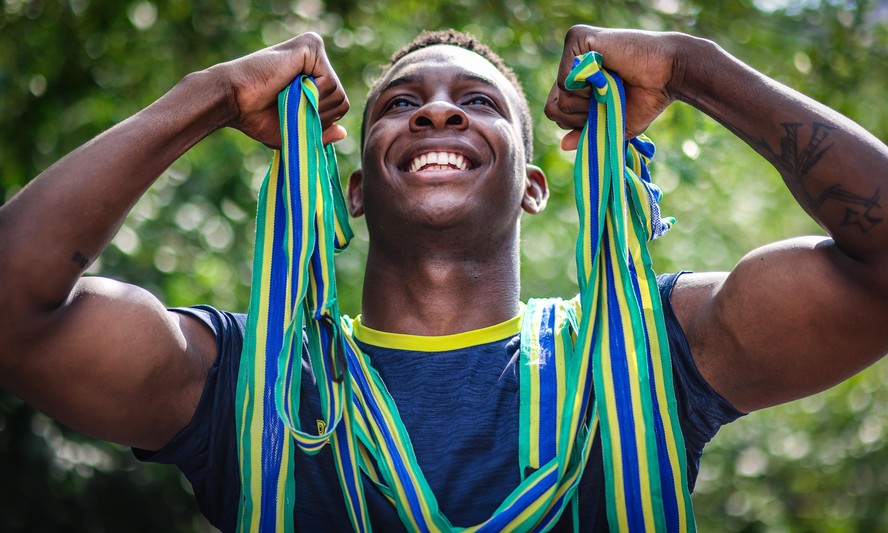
{"left": 565, "top": 51, "right": 694, "bottom": 531}
{"left": 235, "top": 75, "right": 360, "bottom": 532}
{"left": 236, "top": 53, "right": 692, "bottom": 532}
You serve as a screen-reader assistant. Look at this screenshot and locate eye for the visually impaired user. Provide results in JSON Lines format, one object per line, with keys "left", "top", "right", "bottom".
{"left": 465, "top": 94, "right": 495, "bottom": 107}
{"left": 384, "top": 96, "right": 416, "bottom": 112}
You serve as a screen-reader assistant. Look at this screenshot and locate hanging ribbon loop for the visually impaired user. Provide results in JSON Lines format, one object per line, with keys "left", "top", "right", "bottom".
{"left": 567, "top": 51, "right": 694, "bottom": 532}
{"left": 236, "top": 52, "right": 693, "bottom": 533}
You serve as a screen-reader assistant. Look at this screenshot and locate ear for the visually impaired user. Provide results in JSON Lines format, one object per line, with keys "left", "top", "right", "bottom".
{"left": 521, "top": 164, "right": 549, "bottom": 215}
{"left": 347, "top": 169, "right": 365, "bottom": 217}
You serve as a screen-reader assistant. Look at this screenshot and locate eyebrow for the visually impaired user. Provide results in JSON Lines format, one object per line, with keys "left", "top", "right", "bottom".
{"left": 456, "top": 71, "right": 499, "bottom": 89}
{"left": 377, "top": 74, "right": 421, "bottom": 95}
{"left": 379, "top": 70, "right": 501, "bottom": 96}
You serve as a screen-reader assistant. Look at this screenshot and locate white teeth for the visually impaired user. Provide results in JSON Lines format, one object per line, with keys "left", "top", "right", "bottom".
{"left": 407, "top": 151, "right": 469, "bottom": 173}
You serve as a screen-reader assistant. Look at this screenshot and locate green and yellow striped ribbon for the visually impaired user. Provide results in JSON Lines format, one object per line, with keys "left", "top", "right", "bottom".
{"left": 237, "top": 52, "right": 691, "bottom": 532}
{"left": 235, "top": 75, "right": 363, "bottom": 532}
{"left": 565, "top": 51, "right": 693, "bottom": 531}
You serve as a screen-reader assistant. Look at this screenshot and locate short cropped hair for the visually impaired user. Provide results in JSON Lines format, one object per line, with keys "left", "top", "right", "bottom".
{"left": 362, "top": 29, "right": 534, "bottom": 163}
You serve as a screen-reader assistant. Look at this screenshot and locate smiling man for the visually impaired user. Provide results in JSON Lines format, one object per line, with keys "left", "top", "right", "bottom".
{"left": 2, "top": 25, "right": 888, "bottom": 531}
{"left": 349, "top": 38, "right": 546, "bottom": 338}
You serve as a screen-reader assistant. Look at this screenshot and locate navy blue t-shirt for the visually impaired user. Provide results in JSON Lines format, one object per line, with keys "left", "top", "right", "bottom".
{"left": 134, "top": 272, "right": 744, "bottom": 531}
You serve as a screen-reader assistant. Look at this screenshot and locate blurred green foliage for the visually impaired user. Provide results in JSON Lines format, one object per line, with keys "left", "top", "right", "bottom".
{"left": 1, "top": 0, "right": 887, "bottom": 530}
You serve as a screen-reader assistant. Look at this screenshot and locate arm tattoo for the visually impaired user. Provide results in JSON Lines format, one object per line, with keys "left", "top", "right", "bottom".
{"left": 816, "top": 185, "right": 883, "bottom": 233}
{"left": 736, "top": 121, "right": 882, "bottom": 233}
{"left": 776, "top": 122, "right": 835, "bottom": 184}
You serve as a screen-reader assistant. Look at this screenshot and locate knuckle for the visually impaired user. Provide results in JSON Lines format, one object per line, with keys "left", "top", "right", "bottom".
{"left": 566, "top": 24, "right": 596, "bottom": 51}
{"left": 324, "top": 89, "right": 346, "bottom": 105}
{"left": 328, "top": 92, "right": 344, "bottom": 106}
{"left": 294, "top": 32, "right": 325, "bottom": 59}
{"left": 543, "top": 101, "right": 556, "bottom": 119}
{"left": 566, "top": 24, "right": 589, "bottom": 41}
{"left": 301, "top": 31, "right": 324, "bottom": 48}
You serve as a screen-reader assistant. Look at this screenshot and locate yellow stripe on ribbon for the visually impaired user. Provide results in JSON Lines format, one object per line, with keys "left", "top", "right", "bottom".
{"left": 236, "top": 51, "right": 691, "bottom": 533}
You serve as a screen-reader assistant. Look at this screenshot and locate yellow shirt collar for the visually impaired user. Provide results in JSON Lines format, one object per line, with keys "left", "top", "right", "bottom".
{"left": 352, "top": 311, "right": 523, "bottom": 352}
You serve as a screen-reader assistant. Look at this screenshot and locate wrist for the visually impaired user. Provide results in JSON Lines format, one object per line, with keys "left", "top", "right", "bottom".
{"left": 667, "top": 33, "right": 724, "bottom": 107}
{"left": 131, "top": 68, "right": 233, "bottom": 164}
{"left": 175, "top": 67, "right": 234, "bottom": 135}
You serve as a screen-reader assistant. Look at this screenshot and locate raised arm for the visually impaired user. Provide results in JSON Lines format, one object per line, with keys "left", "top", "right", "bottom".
{"left": 0, "top": 33, "right": 348, "bottom": 450}
{"left": 545, "top": 26, "right": 888, "bottom": 413}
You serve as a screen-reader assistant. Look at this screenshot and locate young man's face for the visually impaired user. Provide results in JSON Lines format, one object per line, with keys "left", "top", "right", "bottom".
{"left": 350, "top": 45, "right": 541, "bottom": 243}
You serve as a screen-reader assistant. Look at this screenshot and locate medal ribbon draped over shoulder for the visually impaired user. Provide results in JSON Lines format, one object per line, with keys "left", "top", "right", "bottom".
{"left": 236, "top": 53, "right": 693, "bottom": 532}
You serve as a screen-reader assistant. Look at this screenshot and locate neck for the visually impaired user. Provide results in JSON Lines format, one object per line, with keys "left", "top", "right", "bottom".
{"left": 359, "top": 232, "right": 521, "bottom": 336}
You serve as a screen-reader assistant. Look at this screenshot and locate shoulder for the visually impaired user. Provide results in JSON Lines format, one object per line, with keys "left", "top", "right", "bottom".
{"left": 143, "top": 305, "right": 248, "bottom": 452}
{"left": 665, "top": 271, "right": 729, "bottom": 391}
{"left": 171, "top": 304, "right": 248, "bottom": 410}
{"left": 173, "top": 305, "right": 247, "bottom": 348}
{"left": 667, "top": 236, "right": 888, "bottom": 412}
{"left": 135, "top": 304, "right": 246, "bottom": 531}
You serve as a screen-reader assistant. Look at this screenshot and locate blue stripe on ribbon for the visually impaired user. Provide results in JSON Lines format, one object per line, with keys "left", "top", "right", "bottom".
{"left": 538, "top": 303, "right": 557, "bottom": 465}
{"left": 334, "top": 416, "right": 365, "bottom": 531}
{"left": 344, "top": 342, "right": 430, "bottom": 532}
{"left": 286, "top": 82, "right": 305, "bottom": 313}
{"left": 532, "top": 488, "right": 571, "bottom": 533}
{"left": 259, "top": 143, "right": 291, "bottom": 530}
{"left": 603, "top": 232, "right": 644, "bottom": 530}
{"left": 476, "top": 467, "right": 559, "bottom": 532}
{"left": 628, "top": 255, "right": 679, "bottom": 530}
{"left": 586, "top": 102, "right": 602, "bottom": 271}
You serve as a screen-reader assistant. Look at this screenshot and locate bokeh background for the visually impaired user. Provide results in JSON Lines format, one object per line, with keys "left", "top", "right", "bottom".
{"left": 2, "top": 0, "right": 888, "bottom": 530}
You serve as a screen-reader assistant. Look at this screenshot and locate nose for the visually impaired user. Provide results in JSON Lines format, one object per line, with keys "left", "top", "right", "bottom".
{"left": 409, "top": 101, "right": 469, "bottom": 132}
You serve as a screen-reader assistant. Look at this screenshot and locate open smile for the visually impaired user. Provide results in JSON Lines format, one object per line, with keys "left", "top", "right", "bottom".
{"left": 404, "top": 151, "right": 474, "bottom": 173}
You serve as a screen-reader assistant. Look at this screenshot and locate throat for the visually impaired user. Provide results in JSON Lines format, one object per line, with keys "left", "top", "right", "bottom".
{"left": 359, "top": 248, "right": 521, "bottom": 337}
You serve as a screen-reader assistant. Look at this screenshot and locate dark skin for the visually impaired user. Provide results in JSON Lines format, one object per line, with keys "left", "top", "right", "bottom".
{"left": 0, "top": 32, "right": 348, "bottom": 450}
{"left": 348, "top": 45, "right": 549, "bottom": 335}
{"left": 545, "top": 26, "right": 888, "bottom": 412}
{"left": 0, "top": 26, "right": 886, "bottom": 493}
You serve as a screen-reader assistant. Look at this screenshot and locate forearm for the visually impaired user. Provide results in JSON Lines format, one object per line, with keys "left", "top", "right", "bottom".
{"left": 676, "top": 36, "right": 888, "bottom": 263}
{"left": 0, "top": 69, "right": 230, "bottom": 312}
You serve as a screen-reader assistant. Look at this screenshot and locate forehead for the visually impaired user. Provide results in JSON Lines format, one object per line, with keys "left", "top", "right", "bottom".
{"left": 370, "top": 44, "right": 521, "bottom": 106}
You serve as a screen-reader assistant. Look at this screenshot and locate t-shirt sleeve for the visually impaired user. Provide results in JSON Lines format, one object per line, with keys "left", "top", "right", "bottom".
{"left": 658, "top": 271, "right": 745, "bottom": 490}
{"left": 131, "top": 305, "right": 244, "bottom": 532}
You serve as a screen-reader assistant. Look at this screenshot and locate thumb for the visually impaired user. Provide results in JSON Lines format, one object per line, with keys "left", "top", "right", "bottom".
{"left": 322, "top": 124, "right": 347, "bottom": 145}
{"left": 560, "top": 129, "right": 582, "bottom": 151}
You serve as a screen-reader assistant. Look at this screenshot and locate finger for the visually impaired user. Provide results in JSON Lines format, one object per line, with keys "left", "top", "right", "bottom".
{"left": 317, "top": 87, "right": 347, "bottom": 113}
{"left": 544, "top": 83, "right": 560, "bottom": 118}
{"left": 322, "top": 124, "right": 347, "bottom": 145}
{"left": 301, "top": 40, "right": 350, "bottom": 132}
{"left": 556, "top": 25, "right": 600, "bottom": 93}
{"left": 545, "top": 87, "right": 589, "bottom": 131}
{"left": 318, "top": 89, "right": 349, "bottom": 126}
{"left": 319, "top": 108, "right": 348, "bottom": 135}
{"left": 303, "top": 36, "right": 344, "bottom": 101}
{"left": 555, "top": 31, "right": 581, "bottom": 92}
{"left": 560, "top": 129, "right": 582, "bottom": 151}
{"left": 555, "top": 90, "right": 591, "bottom": 115}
